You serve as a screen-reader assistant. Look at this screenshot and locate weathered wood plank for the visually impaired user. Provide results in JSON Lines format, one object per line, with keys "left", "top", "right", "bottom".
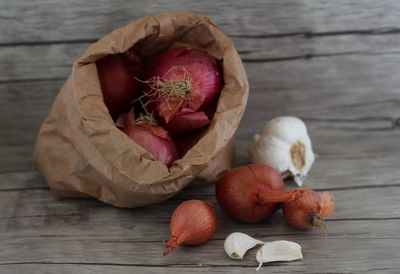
{"left": 0, "top": 80, "right": 61, "bottom": 146}
{"left": 238, "top": 34, "right": 400, "bottom": 61}
{"left": 1, "top": 219, "right": 399, "bottom": 272}
{"left": 0, "top": 44, "right": 83, "bottom": 82}
{"left": 1, "top": 50, "right": 399, "bottom": 172}
{"left": 2, "top": 33, "right": 400, "bottom": 82}
{"left": 1, "top": 172, "right": 399, "bottom": 273}
{"left": 1, "top": 184, "right": 399, "bottom": 237}
{"left": 1, "top": 264, "right": 399, "bottom": 274}
{"left": 2, "top": 119, "right": 400, "bottom": 179}
{"left": 2, "top": 0, "right": 400, "bottom": 44}
{"left": 0, "top": 79, "right": 62, "bottom": 172}
{"left": 2, "top": 136, "right": 400, "bottom": 191}
{"left": 0, "top": 171, "right": 46, "bottom": 190}
{"left": 1, "top": 168, "right": 399, "bottom": 270}
{"left": 0, "top": 145, "right": 37, "bottom": 173}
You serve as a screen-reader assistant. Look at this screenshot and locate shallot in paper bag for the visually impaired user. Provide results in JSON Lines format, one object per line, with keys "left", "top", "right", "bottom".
{"left": 33, "top": 11, "right": 249, "bottom": 207}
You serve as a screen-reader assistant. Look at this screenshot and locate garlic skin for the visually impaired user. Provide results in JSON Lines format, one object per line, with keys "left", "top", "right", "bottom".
{"left": 224, "top": 232, "right": 264, "bottom": 260}
{"left": 256, "top": 240, "right": 303, "bottom": 271}
{"left": 248, "top": 116, "right": 315, "bottom": 186}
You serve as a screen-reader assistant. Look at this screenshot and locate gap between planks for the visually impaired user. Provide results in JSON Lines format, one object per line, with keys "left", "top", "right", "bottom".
{"left": 1, "top": 181, "right": 400, "bottom": 193}
{"left": 2, "top": 27, "right": 400, "bottom": 47}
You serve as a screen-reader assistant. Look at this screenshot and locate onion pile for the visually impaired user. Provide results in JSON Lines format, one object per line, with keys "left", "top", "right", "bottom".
{"left": 96, "top": 47, "right": 223, "bottom": 167}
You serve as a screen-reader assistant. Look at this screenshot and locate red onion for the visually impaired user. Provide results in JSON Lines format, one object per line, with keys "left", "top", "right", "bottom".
{"left": 96, "top": 52, "right": 143, "bottom": 120}
{"left": 143, "top": 47, "right": 222, "bottom": 127}
{"left": 166, "top": 108, "right": 210, "bottom": 132}
{"left": 123, "top": 116, "right": 177, "bottom": 167}
{"left": 216, "top": 164, "right": 305, "bottom": 223}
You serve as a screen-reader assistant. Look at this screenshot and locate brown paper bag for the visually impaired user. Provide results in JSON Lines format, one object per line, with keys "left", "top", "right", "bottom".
{"left": 33, "top": 11, "right": 249, "bottom": 208}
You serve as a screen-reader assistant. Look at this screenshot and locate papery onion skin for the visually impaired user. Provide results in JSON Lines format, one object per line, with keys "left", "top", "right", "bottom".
{"left": 144, "top": 47, "right": 223, "bottom": 124}
{"left": 166, "top": 109, "right": 210, "bottom": 132}
{"left": 115, "top": 109, "right": 136, "bottom": 130}
{"left": 216, "top": 164, "right": 296, "bottom": 223}
{"left": 123, "top": 124, "right": 177, "bottom": 167}
{"left": 282, "top": 189, "right": 336, "bottom": 230}
{"left": 163, "top": 200, "right": 217, "bottom": 255}
{"left": 96, "top": 53, "right": 143, "bottom": 120}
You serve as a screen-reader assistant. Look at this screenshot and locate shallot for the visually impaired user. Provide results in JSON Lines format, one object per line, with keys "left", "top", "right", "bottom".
{"left": 283, "top": 189, "right": 335, "bottom": 230}
{"left": 96, "top": 52, "right": 143, "bottom": 120}
{"left": 163, "top": 200, "right": 217, "bottom": 255}
{"left": 123, "top": 114, "right": 177, "bottom": 167}
{"left": 143, "top": 47, "right": 222, "bottom": 130}
{"left": 216, "top": 164, "right": 305, "bottom": 223}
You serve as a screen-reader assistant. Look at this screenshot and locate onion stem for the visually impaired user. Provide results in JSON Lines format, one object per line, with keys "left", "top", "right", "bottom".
{"left": 255, "top": 189, "right": 306, "bottom": 205}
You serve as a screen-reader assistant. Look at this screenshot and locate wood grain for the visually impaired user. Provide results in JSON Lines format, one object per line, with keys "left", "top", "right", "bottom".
{"left": 1, "top": 0, "right": 400, "bottom": 273}
{"left": 2, "top": 33, "right": 400, "bottom": 82}
{"left": 1, "top": 52, "right": 400, "bottom": 172}
{"left": 1, "top": 181, "right": 400, "bottom": 232}
{"left": 2, "top": 0, "right": 400, "bottom": 44}
{"left": 0, "top": 176, "right": 399, "bottom": 273}
{"left": 0, "top": 234, "right": 399, "bottom": 273}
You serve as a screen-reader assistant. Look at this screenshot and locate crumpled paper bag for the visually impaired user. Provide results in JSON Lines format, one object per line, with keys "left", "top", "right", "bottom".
{"left": 33, "top": 11, "right": 249, "bottom": 207}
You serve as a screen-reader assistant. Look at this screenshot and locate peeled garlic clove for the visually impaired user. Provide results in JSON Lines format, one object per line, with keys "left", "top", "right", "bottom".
{"left": 256, "top": 240, "right": 303, "bottom": 271}
{"left": 248, "top": 116, "right": 315, "bottom": 186}
{"left": 224, "top": 232, "right": 264, "bottom": 260}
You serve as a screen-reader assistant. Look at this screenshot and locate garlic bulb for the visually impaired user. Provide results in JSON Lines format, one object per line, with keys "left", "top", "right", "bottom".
{"left": 248, "top": 116, "right": 315, "bottom": 186}
{"left": 256, "top": 240, "right": 303, "bottom": 271}
{"left": 224, "top": 232, "right": 264, "bottom": 259}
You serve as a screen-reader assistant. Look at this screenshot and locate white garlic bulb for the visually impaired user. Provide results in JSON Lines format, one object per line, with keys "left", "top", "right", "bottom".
{"left": 248, "top": 116, "right": 315, "bottom": 186}
{"left": 256, "top": 240, "right": 303, "bottom": 271}
{"left": 224, "top": 232, "right": 264, "bottom": 260}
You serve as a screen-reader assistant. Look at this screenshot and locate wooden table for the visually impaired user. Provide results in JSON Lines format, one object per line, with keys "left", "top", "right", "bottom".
{"left": 1, "top": 1, "right": 400, "bottom": 273}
